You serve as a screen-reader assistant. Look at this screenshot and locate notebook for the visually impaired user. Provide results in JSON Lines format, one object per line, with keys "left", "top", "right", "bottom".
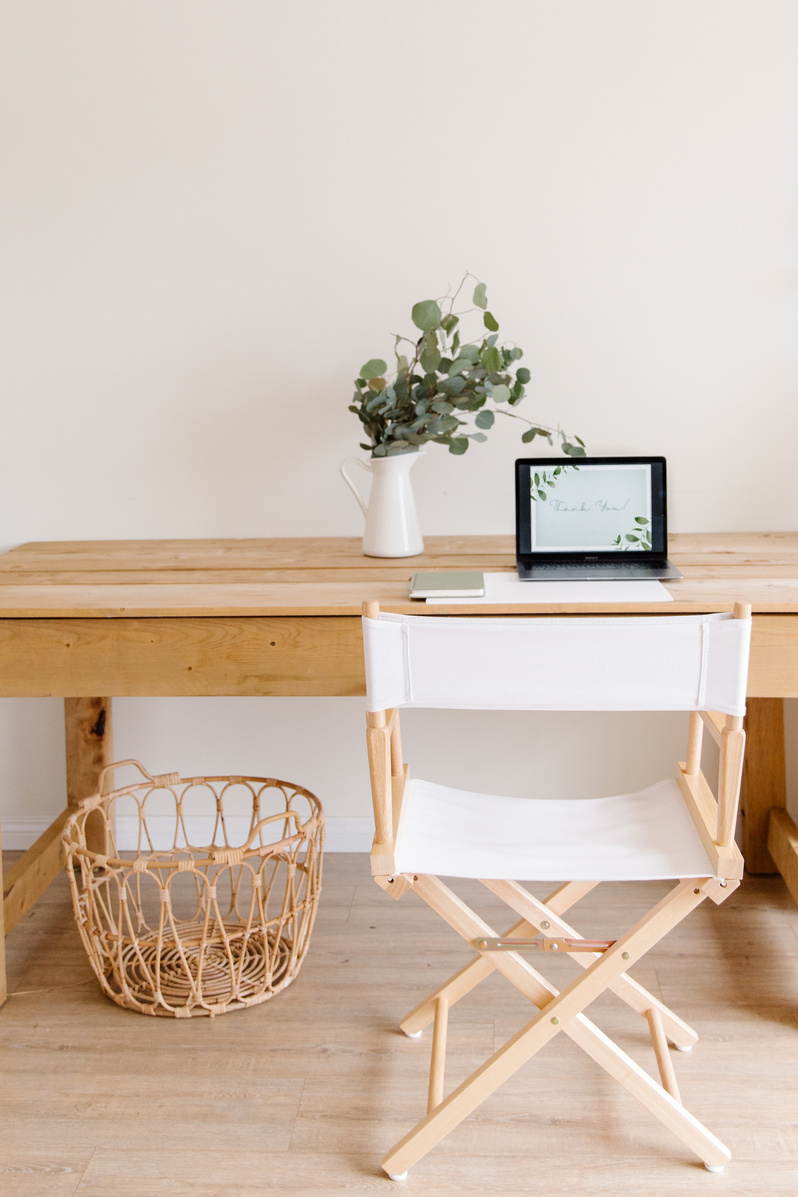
{"left": 515, "top": 456, "right": 683, "bottom": 581}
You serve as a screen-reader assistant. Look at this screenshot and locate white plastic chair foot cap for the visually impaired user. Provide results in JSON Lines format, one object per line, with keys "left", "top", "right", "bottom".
{"left": 673, "top": 1043, "right": 693, "bottom": 1052}
{"left": 387, "top": 1171, "right": 408, "bottom": 1181}
{"left": 704, "top": 1163, "right": 725, "bottom": 1173}
{"left": 403, "top": 1029, "right": 422, "bottom": 1038}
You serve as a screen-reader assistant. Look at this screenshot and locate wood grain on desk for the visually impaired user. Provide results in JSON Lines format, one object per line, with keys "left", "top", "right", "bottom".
{"left": 1, "top": 533, "right": 798, "bottom": 617}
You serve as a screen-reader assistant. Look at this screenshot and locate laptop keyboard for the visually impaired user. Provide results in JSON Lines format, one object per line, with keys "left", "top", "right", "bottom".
{"left": 529, "top": 562, "right": 657, "bottom": 573}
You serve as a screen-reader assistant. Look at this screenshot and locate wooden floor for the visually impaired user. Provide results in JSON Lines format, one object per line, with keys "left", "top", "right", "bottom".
{"left": 2, "top": 854, "right": 797, "bottom": 1196}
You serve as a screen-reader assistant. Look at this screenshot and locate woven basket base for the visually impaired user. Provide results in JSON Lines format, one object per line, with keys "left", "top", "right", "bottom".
{"left": 100, "top": 931, "right": 295, "bottom": 1017}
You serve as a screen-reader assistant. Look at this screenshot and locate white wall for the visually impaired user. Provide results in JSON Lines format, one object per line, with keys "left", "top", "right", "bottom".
{"left": 2, "top": 1, "right": 797, "bottom": 844}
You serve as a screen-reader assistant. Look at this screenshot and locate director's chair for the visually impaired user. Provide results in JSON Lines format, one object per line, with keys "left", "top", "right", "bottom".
{"left": 361, "top": 600, "right": 752, "bottom": 1179}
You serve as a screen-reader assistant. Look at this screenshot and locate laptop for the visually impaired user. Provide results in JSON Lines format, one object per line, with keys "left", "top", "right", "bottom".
{"left": 515, "top": 456, "right": 683, "bottom": 580}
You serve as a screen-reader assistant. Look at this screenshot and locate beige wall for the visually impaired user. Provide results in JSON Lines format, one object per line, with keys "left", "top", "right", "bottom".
{"left": 2, "top": 1, "right": 797, "bottom": 840}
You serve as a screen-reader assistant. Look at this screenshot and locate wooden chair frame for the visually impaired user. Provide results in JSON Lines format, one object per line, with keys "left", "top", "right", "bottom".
{"left": 363, "top": 600, "right": 750, "bottom": 1179}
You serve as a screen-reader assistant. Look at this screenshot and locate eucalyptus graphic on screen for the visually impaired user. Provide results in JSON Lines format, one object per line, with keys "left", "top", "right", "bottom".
{"left": 612, "top": 517, "right": 652, "bottom": 551}
{"left": 529, "top": 464, "right": 577, "bottom": 501}
{"left": 350, "top": 275, "right": 586, "bottom": 457}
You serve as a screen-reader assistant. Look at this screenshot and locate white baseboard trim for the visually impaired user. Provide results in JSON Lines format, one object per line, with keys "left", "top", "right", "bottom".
{"left": 2, "top": 814, "right": 374, "bottom": 854}
{"left": 3, "top": 818, "right": 50, "bottom": 851}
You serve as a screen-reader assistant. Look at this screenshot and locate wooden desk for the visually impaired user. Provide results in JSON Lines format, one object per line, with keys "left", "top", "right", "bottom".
{"left": 2, "top": 533, "right": 797, "bottom": 1005}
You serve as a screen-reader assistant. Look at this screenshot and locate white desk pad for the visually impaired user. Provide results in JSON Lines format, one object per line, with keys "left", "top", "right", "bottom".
{"left": 425, "top": 571, "right": 673, "bottom": 604}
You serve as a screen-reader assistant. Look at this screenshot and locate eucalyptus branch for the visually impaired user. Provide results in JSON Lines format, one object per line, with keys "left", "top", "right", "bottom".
{"left": 350, "top": 278, "right": 585, "bottom": 458}
{"left": 441, "top": 271, "right": 472, "bottom": 314}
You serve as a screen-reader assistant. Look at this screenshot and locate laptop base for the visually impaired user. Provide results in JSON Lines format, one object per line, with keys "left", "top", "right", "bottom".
{"left": 517, "top": 561, "right": 683, "bottom": 581}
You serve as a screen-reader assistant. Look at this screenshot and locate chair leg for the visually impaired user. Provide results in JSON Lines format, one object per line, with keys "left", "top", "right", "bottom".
{"left": 401, "top": 878, "right": 699, "bottom": 1051}
{"left": 484, "top": 879, "right": 699, "bottom": 1051}
{"left": 646, "top": 1007, "right": 681, "bottom": 1102}
{"left": 400, "top": 881, "right": 599, "bottom": 1036}
{"left": 427, "top": 995, "right": 448, "bottom": 1113}
{"left": 400, "top": 916, "right": 529, "bottom": 1036}
{"left": 382, "top": 874, "right": 730, "bottom": 1178}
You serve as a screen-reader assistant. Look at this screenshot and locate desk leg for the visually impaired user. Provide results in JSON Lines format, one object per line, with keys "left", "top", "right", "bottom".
{"left": 65, "top": 698, "right": 114, "bottom": 853}
{"left": 0, "top": 811, "right": 7, "bottom": 1006}
{"left": 741, "top": 697, "right": 786, "bottom": 874}
{"left": 0, "top": 699, "right": 113, "bottom": 1009}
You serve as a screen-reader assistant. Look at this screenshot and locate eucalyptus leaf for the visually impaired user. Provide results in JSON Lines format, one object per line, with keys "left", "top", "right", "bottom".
{"left": 472, "top": 282, "right": 487, "bottom": 309}
{"left": 420, "top": 345, "right": 441, "bottom": 373}
{"left": 516, "top": 367, "right": 531, "bottom": 384}
{"left": 440, "top": 376, "right": 467, "bottom": 395}
{"left": 475, "top": 410, "right": 495, "bottom": 429}
{"left": 360, "top": 358, "right": 387, "bottom": 380}
{"left": 448, "top": 436, "right": 469, "bottom": 454}
{"left": 470, "top": 432, "right": 488, "bottom": 442}
{"left": 433, "top": 415, "right": 460, "bottom": 434}
{"left": 483, "top": 311, "right": 499, "bottom": 332}
{"left": 491, "top": 384, "right": 511, "bottom": 403}
{"left": 411, "top": 299, "right": 442, "bottom": 332}
{"left": 481, "top": 346, "right": 501, "bottom": 373}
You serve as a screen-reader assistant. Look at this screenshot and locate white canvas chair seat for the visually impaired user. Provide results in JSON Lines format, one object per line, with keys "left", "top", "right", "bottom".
{"left": 360, "top": 601, "right": 752, "bottom": 1180}
{"left": 393, "top": 777, "right": 716, "bottom": 881}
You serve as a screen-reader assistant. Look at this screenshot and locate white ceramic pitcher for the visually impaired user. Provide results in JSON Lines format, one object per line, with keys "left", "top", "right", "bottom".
{"left": 340, "top": 451, "right": 424, "bottom": 558}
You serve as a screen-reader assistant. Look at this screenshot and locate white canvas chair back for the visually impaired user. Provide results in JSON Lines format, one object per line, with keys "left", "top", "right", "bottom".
{"left": 363, "top": 609, "right": 751, "bottom": 715}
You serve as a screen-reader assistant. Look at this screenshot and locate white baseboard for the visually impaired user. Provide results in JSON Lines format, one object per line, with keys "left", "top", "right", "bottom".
{"left": 2, "top": 815, "right": 374, "bottom": 854}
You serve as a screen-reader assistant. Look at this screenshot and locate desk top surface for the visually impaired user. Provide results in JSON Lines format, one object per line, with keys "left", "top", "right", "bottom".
{"left": 0, "top": 533, "right": 797, "bottom": 617}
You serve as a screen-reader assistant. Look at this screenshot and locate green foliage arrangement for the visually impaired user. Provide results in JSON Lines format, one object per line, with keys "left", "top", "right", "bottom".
{"left": 349, "top": 275, "right": 586, "bottom": 458}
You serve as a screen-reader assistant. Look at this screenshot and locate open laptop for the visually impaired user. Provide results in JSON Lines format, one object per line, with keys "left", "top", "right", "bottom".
{"left": 515, "top": 456, "right": 682, "bottom": 580}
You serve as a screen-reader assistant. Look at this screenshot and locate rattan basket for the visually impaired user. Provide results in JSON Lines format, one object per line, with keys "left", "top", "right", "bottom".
{"left": 62, "top": 760, "right": 324, "bottom": 1018}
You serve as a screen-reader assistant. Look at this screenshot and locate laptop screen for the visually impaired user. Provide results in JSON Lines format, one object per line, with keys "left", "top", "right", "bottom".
{"left": 515, "top": 457, "right": 668, "bottom": 559}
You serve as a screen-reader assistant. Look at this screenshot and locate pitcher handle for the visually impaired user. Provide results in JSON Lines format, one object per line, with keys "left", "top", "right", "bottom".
{"left": 340, "top": 457, "right": 372, "bottom": 518}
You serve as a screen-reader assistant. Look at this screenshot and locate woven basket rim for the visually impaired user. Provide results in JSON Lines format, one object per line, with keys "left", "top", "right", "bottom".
{"left": 65, "top": 821, "right": 323, "bottom": 870}
{"left": 62, "top": 767, "right": 324, "bottom": 866}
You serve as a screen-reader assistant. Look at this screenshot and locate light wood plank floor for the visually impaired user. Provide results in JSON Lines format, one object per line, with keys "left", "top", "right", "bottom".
{"left": 2, "top": 853, "right": 797, "bottom": 1195}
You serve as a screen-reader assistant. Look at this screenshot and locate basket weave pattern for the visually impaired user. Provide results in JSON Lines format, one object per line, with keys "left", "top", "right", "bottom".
{"left": 63, "top": 763, "right": 324, "bottom": 1018}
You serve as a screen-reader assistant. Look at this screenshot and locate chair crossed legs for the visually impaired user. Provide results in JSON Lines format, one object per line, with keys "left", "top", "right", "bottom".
{"left": 362, "top": 601, "right": 751, "bottom": 1178}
